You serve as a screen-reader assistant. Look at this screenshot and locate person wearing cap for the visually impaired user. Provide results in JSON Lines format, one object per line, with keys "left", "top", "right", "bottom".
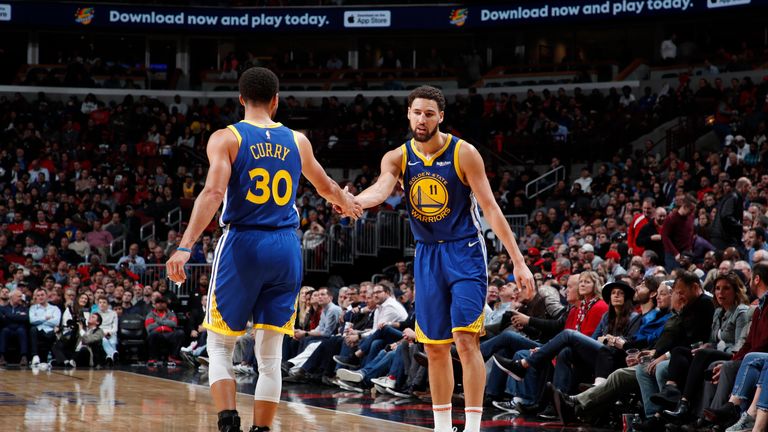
{"left": 604, "top": 250, "right": 627, "bottom": 283}
{"left": 144, "top": 296, "right": 184, "bottom": 367}
{"left": 580, "top": 243, "right": 603, "bottom": 269}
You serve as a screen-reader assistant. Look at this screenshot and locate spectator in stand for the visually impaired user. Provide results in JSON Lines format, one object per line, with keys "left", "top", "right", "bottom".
{"left": 746, "top": 228, "right": 768, "bottom": 266}
{"left": 103, "top": 212, "right": 127, "bottom": 239}
{"left": 662, "top": 196, "right": 697, "bottom": 271}
{"left": 85, "top": 220, "right": 113, "bottom": 259}
{"left": 660, "top": 34, "right": 677, "bottom": 62}
{"left": 29, "top": 287, "right": 61, "bottom": 367}
{"left": 69, "top": 230, "right": 92, "bottom": 259}
{"left": 628, "top": 198, "right": 656, "bottom": 257}
{"left": 0, "top": 289, "right": 29, "bottom": 366}
{"left": 117, "top": 243, "right": 147, "bottom": 275}
{"left": 95, "top": 296, "right": 118, "bottom": 365}
{"left": 572, "top": 168, "right": 593, "bottom": 194}
{"left": 144, "top": 296, "right": 184, "bottom": 367}
{"left": 710, "top": 177, "right": 751, "bottom": 251}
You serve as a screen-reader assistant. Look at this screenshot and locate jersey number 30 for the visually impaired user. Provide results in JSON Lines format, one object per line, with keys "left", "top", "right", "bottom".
{"left": 245, "top": 168, "right": 292, "bottom": 206}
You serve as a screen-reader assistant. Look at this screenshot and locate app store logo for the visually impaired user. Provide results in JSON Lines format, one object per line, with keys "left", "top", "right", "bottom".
{"left": 0, "top": 4, "right": 11, "bottom": 21}
{"left": 707, "top": 0, "right": 751, "bottom": 8}
{"left": 343, "top": 11, "right": 391, "bottom": 28}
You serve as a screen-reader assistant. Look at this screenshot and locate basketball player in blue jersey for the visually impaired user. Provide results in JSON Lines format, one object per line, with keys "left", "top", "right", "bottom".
{"left": 166, "top": 67, "right": 361, "bottom": 432}
{"left": 353, "top": 86, "right": 535, "bottom": 432}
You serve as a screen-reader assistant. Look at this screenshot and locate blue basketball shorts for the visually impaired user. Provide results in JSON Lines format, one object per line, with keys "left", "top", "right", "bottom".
{"left": 203, "top": 226, "right": 303, "bottom": 337}
{"left": 414, "top": 236, "right": 488, "bottom": 344}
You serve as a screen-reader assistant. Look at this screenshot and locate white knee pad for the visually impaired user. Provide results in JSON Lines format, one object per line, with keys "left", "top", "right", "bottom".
{"left": 253, "top": 329, "right": 283, "bottom": 403}
{"left": 207, "top": 331, "right": 236, "bottom": 386}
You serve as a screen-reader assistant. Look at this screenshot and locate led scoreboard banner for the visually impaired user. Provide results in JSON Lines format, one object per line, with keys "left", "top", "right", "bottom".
{"left": 0, "top": 0, "right": 762, "bottom": 33}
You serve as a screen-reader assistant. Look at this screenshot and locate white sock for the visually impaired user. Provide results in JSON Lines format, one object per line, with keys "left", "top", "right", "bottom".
{"left": 432, "top": 403, "right": 452, "bottom": 431}
{"left": 594, "top": 377, "right": 607, "bottom": 386}
{"left": 464, "top": 407, "right": 483, "bottom": 432}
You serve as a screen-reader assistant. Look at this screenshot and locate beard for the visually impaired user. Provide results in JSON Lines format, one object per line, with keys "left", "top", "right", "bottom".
{"left": 410, "top": 123, "right": 438, "bottom": 142}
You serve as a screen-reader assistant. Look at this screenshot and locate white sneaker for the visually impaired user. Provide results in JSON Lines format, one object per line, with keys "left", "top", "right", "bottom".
{"left": 31, "top": 355, "right": 40, "bottom": 366}
{"left": 69, "top": 360, "right": 77, "bottom": 368}
{"left": 336, "top": 368, "right": 364, "bottom": 383}
{"left": 370, "top": 376, "right": 396, "bottom": 389}
{"left": 37, "top": 362, "right": 51, "bottom": 371}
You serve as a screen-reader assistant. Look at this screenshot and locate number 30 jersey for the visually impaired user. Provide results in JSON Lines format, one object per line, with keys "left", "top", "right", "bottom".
{"left": 401, "top": 134, "right": 482, "bottom": 244}
{"left": 220, "top": 121, "right": 301, "bottom": 229}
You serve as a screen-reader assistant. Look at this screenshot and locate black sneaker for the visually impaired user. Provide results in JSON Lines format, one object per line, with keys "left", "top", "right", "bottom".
{"left": 650, "top": 384, "right": 681, "bottom": 410}
{"left": 703, "top": 402, "right": 740, "bottom": 426}
{"left": 280, "top": 361, "right": 294, "bottom": 376}
{"left": 492, "top": 354, "right": 527, "bottom": 381}
{"left": 492, "top": 400, "right": 520, "bottom": 414}
{"left": 218, "top": 410, "right": 242, "bottom": 432}
{"left": 537, "top": 404, "right": 558, "bottom": 420}
{"left": 333, "top": 354, "right": 361, "bottom": 369}
{"left": 633, "top": 415, "right": 664, "bottom": 431}
{"left": 553, "top": 388, "right": 579, "bottom": 424}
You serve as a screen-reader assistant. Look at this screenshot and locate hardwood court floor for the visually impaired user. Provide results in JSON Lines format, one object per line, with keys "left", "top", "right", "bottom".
{"left": 1, "top": 367, "right": 616, "bottom": 431}
{"left": 0, "top": 368, "right": 429, "bottom": 432}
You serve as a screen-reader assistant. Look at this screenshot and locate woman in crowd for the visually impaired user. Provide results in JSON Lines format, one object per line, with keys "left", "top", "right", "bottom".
{"left": 659, "top": 272, "right": 750, "bottom": 423}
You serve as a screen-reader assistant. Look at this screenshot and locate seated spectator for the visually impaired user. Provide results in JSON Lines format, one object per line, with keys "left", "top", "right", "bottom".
{"left": 29, "top": 287, "right": 61, "bottom": 367}
{"left": 144, "top": 296, "right": 184, "bottom": 367}
{"left": 95, "top": 296, "right": 118, "bottom": 365}
{"left": 117, "top": 243, "right": 147, "bottom": 275}
{"left": 0, "top": 290, "right": 29, "bottom": 366}
{"left": 85, "top": 220, "right": 113, "bottom": 259}
{"left": 51, "top": 312, "right": 106, "bottom": 368}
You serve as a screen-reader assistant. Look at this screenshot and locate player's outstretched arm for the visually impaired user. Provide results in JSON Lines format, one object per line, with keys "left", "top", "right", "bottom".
{"left": 167, "top": 129, "right": 234, "bottom": 283}
{"left": 355, "top": 148, "right": 402, "bottom": 209}
{"left": 296, "top": 131, "right": 362, "bottom": 218}
{"left": 460, "top": 142, "right": 535, "bottom": 291}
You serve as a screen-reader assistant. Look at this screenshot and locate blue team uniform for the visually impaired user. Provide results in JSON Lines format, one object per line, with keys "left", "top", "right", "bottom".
{"left": 401, "top": 134, "right": 488, "bottom": 344}
{"left": 203, "top": 120, "right": 303, "bottom": 337}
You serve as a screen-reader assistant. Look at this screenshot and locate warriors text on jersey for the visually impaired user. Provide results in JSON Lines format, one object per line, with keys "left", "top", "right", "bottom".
{"left": 401, "top": 134, "right": 482, "bottom": 243}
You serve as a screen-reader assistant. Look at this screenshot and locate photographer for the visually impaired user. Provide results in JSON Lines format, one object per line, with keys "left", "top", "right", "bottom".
{"left": 51, "top": 312, "right": 106, "bottom": 367}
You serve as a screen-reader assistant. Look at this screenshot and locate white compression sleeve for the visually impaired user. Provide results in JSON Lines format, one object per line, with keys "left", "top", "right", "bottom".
{"left": 253, "top": 329, "right": 284, "bottom": 403}
{"left": 207, "top": 330, "right": 236, "bottom": 385}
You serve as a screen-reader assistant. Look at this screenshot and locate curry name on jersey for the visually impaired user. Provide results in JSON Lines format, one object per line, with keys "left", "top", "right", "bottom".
{"left": 221, "top": 121, "right": 302, "bottom": 229}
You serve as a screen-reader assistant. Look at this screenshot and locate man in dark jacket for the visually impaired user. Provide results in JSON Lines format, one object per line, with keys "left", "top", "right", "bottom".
{"left": 710, "top": 177, "right": 751, "bottom": 251}
{"left": 0, "top": 290, "right": 29, "bottom": 366}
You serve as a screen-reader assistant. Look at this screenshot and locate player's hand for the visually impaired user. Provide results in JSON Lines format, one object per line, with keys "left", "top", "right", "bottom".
{"left": 166, "top": 249, "right": 190, "bottom": 284}
{"left": 337, "top": 185, "right": 363, "bottom": 220}
{"left": 513, "top": 264, "right": 536, "bottom": 295}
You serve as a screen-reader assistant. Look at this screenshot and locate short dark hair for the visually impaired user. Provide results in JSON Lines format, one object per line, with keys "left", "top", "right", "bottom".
{"left": 407, "top": 86, "right": 445, "bottom": 111}
{"left": 239, "top": 67, "right": 279, "bottom": 104}
{"left": 755, "top": 263, "right": 768, "bottom": 285}
{"left": 752, "top": 227, "right": 766, "bottom": 242}
{"left": 675, "top": 270, "right": 701, "bottom": 289}
{"left": 92, "top": 312, "right": 103, "bottom": 325}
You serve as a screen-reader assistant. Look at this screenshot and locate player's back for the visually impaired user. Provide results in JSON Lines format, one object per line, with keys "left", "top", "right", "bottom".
{"left": 220, "top": 120, "right": 301, "bottom": 229}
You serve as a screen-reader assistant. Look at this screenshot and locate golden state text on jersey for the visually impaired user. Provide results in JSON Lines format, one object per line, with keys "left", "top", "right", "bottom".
{"left": 401, "top": 134, "right": 482, "bottom": 243}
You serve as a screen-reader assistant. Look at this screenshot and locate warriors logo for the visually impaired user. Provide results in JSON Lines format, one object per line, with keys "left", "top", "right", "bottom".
{"left": 409, "top": 173, "right": 451, "bottom": 222}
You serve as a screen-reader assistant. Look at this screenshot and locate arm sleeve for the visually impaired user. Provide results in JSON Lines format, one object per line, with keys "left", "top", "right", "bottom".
{"left": 29, "top": 306, "right": 44, "bottom": 326}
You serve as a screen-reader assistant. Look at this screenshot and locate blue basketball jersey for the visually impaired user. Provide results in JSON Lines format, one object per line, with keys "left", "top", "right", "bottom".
{"left": 220, "top": 121, "right": 301, "bottom": 229}
{"left": 401, "top": 134, "right": 481, "bottom": 243}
